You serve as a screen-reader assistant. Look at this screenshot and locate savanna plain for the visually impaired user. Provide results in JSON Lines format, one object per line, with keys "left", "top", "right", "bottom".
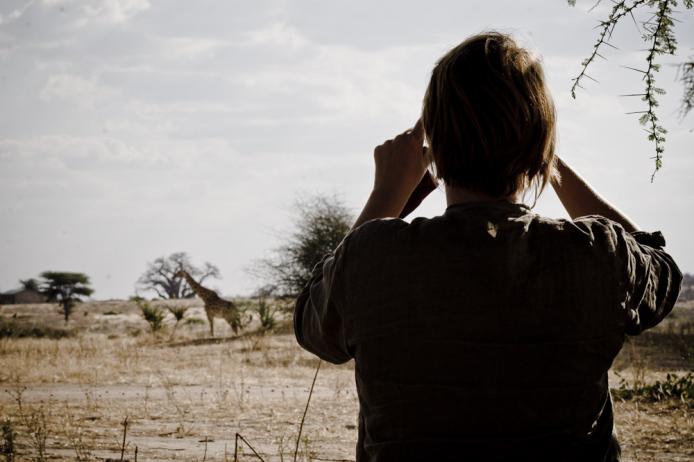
{"left": 1, "top": 295, "right": 692, "bottom": 462}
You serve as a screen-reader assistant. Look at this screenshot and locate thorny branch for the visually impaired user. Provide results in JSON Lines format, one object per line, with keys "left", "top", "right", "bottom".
{"left": 678, "top": 59, "right": 694, "bottom": 117}
{"left": 641, "top": 0, "right": 677, "bottom": 180}
{"left": 569, "top": 0, "right": 693, "bottom": 179}
{"left": 571, "top": 0, "right": 649, "bottom": 99}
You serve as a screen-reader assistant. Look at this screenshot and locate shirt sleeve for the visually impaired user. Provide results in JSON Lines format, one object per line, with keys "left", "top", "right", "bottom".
{"left": 574, "top": 216, "right": 683, "bottom": 335}
{"left": 293, "top": 235, "right": 352, "bottom": 364}
{"left": 620, "top": 228, "right": 682, "bottom": 334}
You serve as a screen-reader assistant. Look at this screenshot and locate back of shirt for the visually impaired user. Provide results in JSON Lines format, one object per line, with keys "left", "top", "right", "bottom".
{"left": 294, "top": 201, "right": 682, "bottom": 462}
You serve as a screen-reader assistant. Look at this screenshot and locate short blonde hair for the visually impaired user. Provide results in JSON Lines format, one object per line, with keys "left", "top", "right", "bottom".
{"left": 422, "top": 31, "right": 557, "bottom": 200}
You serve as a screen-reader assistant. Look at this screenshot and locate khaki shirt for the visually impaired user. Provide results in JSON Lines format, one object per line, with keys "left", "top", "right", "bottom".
{"left": 294, "top": 201, "right": 682, "bottom": 462}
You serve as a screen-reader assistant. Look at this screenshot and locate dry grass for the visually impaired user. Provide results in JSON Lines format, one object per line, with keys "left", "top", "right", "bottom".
{"left": 0, "top": 299, "right": 692, "bottom": 461}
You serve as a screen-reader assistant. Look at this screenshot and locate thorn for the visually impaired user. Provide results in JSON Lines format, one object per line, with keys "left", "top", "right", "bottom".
{"left": 587, "top": 0, "right": 602, "bottom": 13}
{"left": 629, "top": 11, "right": 640, "bottom": 33}
{"left": 621, "top": 65, "right": 648, "bottom": 73}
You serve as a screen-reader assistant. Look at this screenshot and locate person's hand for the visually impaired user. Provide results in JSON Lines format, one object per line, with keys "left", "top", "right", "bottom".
{"left": 351, "top": 120, "right": 429, "bottom": 230}
{"left": 372, "top": 120, "right": 428, "bottom": 202}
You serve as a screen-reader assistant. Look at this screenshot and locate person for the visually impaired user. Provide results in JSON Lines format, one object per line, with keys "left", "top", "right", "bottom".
{"left": 293, "top": 31, "right": 682, "bottom": 462}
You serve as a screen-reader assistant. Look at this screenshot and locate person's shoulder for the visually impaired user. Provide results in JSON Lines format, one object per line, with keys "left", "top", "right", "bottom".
{"left": 347, "top": 217, "right": 409, "bottom": 245}
{"left": 510, "top": 212, "right": 625, "bottom": 248}
{"left": 569, "top": 215, "right": 628, "bottom": 245}
{"left": 528, "top": 214, "right": 635, "bottom": 257}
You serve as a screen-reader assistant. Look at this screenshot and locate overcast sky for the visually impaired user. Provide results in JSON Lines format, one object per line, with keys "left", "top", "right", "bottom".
{"left": 1, "top": 0, "right": 692, "bottom": 299}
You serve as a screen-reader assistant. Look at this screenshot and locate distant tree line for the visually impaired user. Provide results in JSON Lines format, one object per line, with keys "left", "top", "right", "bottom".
{"left": 7, "top": 195, "right": 691, "bottom": 329}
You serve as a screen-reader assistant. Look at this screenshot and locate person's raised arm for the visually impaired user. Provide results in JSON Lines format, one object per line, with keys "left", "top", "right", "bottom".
{"left": 352, "top": 120, "right": 429, "bottom": 230}
{"left": 553, "top": 156, "right": 682, "bottom": 334}
{"left": 551, "top": 156, "right": 639, "bottom": 233}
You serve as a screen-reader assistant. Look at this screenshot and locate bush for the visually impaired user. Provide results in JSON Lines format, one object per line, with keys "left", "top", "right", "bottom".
{"left": 167, "top": 305, "right": 189, "bottom": 338}
{"left": 0, "top": 318, "right": 73, "bottom": 339}
{"left": 253, "top": 194, "right": 352, "bottom": 297}
{"left": 138, "top": 301, "right": 165, "bottom": 333}
{"left": 614, "top": 372, "right": 694, "bottom": 405}
{"left": 256, "top": 299, "right": 277, "bottom": 331}
{"left": 251, "top": 285, "right": 281, "bottom": 332}
{"left": 167, "top": 306, "right": 189, "bottom": 323}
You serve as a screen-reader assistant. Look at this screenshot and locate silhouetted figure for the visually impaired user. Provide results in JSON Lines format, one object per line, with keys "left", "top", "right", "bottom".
{"left": 294, "top": 31, "right": 681, "bottom": 462}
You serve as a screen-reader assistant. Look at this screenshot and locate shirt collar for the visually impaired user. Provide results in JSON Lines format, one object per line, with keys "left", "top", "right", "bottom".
{"left": 444, "top": 200, "right": 531, "bottom": 215}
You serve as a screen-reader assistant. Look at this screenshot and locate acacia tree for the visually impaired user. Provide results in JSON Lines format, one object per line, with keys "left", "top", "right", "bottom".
{"left": 569, "top": 0, "right": 693, "bottom": 178}
{"left": 254, "top": 195, "right": 352, "bottom": 297}
{"left": 40, "top": 272, "right": 94, "bottom": 323}
{"left": 137, "top": 252, "right": 220, "bottom": 299}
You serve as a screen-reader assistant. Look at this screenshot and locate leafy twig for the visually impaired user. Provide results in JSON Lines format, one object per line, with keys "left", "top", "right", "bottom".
{"left": 639, "top": 0, "right": 677, "bottom": 180}
{"left": 570, "top": 0, "right": 648, "bottom": 98}
{"left": 678, "top": 58, "right": 694, "bottom": 118}
{"left": 569, "top": 0, "right": 693, "bottom": 178}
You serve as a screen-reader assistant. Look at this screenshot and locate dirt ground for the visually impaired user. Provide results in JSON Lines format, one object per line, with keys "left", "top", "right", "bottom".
{"left": 0, "top": 299, "right": 692, "bottom": 461}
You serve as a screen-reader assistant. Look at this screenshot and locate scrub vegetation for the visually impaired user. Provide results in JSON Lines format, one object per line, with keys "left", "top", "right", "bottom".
{"left": 0, "top": 295, "right": 692, "bottom": 461}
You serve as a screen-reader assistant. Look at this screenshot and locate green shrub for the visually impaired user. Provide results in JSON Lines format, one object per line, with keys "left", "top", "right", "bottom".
{"left": 256, "top": 298, "right": 278, "bottom": 332}
{"left": 614, "top": 372, "right": 694, "bottom": 405}
{"left": 138, "top": 301, "right": 165, "bottom": 333}
{"left": 167, "top": 306, "right": 188, "bottom": 323}
{"left": 167, "top": 306, "right": 189, "bottom": 339}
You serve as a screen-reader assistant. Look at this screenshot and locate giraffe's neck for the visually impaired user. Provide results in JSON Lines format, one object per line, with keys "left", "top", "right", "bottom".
{"left": 180, "top": 271, "right": 216, "bottom": 302}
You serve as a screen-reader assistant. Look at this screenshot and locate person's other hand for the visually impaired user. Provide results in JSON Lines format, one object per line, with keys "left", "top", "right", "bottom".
{"left": 372, "top": 120, "right": 428, "bottom": 204}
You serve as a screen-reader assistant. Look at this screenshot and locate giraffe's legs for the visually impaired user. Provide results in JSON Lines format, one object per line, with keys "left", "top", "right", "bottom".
{"left": 206, "top": 311, "right": 214, "bottom": 337}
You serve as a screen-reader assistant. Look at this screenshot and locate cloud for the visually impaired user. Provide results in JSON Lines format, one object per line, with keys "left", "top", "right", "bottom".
{"left": 1, "top": 0, "right": 692, "bottom": 298}
{"left": 163, "top": 37, "right": 232, "bottom": 60}
{"left": 43, "top": 0, "right": 150, "bottom": 25}
{"left": 244, "top": 21, "right": 308, "bottom": 50}
{"left": 230, "top": 22, "right": 428, "bottom": 122}
{"left": 40, "top": 73, "right": 120, "bottom": 109}
{"left": 0, "top": 0, "right": 37, "bottom": 25}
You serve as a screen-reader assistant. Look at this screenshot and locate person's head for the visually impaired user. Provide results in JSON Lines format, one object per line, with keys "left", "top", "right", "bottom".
{"left": 422, "top": 31, "right": 557, "bottom": 202}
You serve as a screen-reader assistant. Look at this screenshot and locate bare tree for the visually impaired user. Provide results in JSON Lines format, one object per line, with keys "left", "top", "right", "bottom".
{"left": 137, "top": 252, "right": 220, "bottom": 299}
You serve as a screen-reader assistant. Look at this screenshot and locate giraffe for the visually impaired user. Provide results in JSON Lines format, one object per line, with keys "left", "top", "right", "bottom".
{"left": 174, "top": 270, "right": 242, "bottom": 337}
